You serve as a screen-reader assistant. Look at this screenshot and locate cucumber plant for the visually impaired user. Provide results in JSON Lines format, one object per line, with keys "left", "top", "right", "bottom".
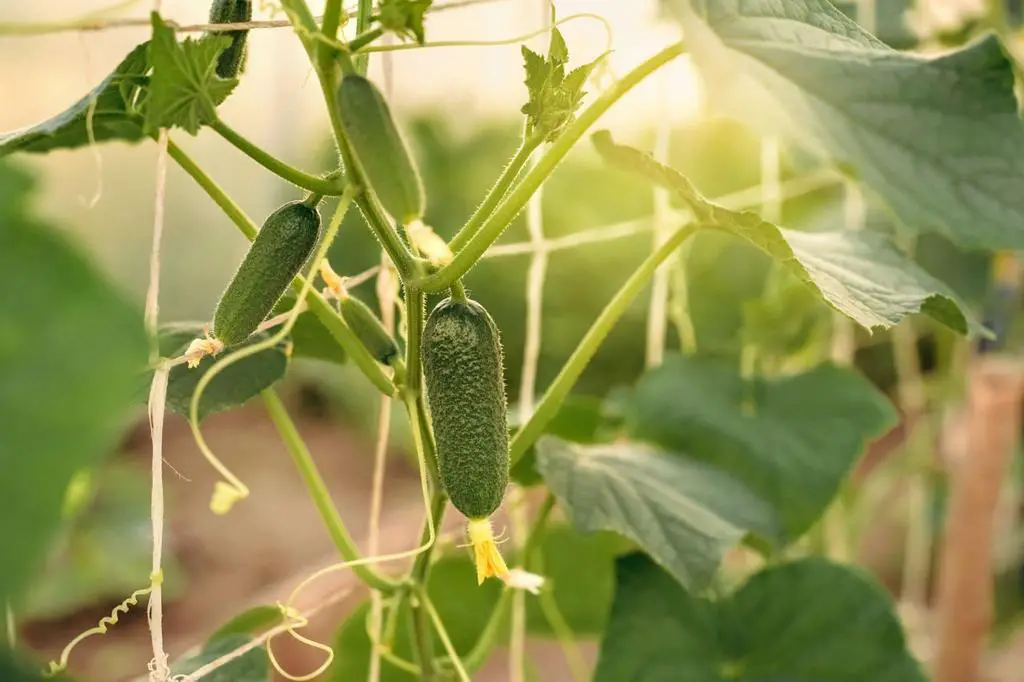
{"left": 3, "top": 1, "right": 1024, "bottom": 681}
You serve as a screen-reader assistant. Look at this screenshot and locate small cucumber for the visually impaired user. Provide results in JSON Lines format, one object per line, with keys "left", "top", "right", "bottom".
{"left": 336, "top": 74, "right": 425, "bottom": 224}
{"left": 339, "top": 293, "right": 399, "bottom": 365}
{"left": 213, "top": 201, "right": 321, "bottom": 347}
{"left": 421, "top": 296, "right": 509, "bottom": 520}
{"left": 208, "top": 0, "right": 252, "bottom": 79}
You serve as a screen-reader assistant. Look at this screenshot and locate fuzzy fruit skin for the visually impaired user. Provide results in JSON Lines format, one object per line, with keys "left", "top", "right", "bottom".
{"left": 208, "top": 0, "right": 252, "bottom": 79}
{"left": 340, "top": 294, "right": 399, "bottom": 365}
{"left": 422, "top": 297, "right": 509, "bottom": 519}
{"left": 336, "top": 74, "right": 425, "bottom": 224}
{"left": 213, "top": 201, "right": 321, "bottom": 347}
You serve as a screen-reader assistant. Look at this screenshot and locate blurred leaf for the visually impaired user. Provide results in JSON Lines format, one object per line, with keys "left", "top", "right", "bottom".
{"left": 145, "top": 13, "right": 237, "bottom": 135}
{"left": 0, "top": 167, "right": 147, "bottom": 606}
{"left": 0, "top": 648, "right": 70, "bottom": 682}
{"left": 627, "top": 355, "right": 896, "bottom": 540}
{"left": 509, "top": 394, "right": 607, "bottom": 486}
{"left": 594, "top": 553, "right": 925, "bottom": 682}
{"left": 377, "top": 0, "right": 432, "bottom": 43}
{"left": 156, "top": 323, "right": 288, "bottom": 421}
{"left": 668, "top": 0, "right": 1024, "bottom": 250}
{"left": 536, "top": 437, "right": 780, "bottom": 589}
{"left": 22, "top": 464, "right": 184, "bottom": 620}
{"left": 210, "top": 605, "right": 282, "bottom": 640}
{"left": 170, "top": 633, "right": 268, "bottom": 681}
{"left": 273, "top": 296, "right": 347, "bottom": 365}
{"left": 0, "top": 42, "right": 149, "bottom": 157}
{"left": 593, "top": 130, "right": 987, "bottom": 338}
{"left": 741, "top": 263, "right": 831, "bottom": 364}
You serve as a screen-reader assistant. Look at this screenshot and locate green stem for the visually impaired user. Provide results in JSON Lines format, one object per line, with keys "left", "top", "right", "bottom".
{"left": 449, "top": 280, "right": 467, "bottom": 302}
{"left": 351, "top": 26, "right": 384, "bottom": 57}
{"left": 262, "top": 389, "right": 398, "bottom": 592}
{"left": 211, "top": 119, "right": 345, "bottom": 195}
{"left": 321, "top": 0, "right": 345, "bottom": 41}
{"left": 166, "top": 138, "right": 396, "bottom": 395}
{"left": 407, "top": 598, "right": 436, "bottom": 681}
{"left": 509, "top": 223, "right": 698, "bottom": 466}
{"left": 413, "top": 41, "right": 687, "bottom": 292}
{"left": 447, "top": 135, "right": 541, "bottom": 253}
{"left": 461, "top": 494, "right": 556, "bottom": 672}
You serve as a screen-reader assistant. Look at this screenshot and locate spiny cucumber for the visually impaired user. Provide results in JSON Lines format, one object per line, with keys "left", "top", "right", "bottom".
{"left": 213, "top": 201, "right": 321, "bottom": 347}
{"left": 208, "top": 0, "right": 252, "bottom": 79}
{"left": 336, "top": 74, "right": 425, "bottom": 224}
{"left": 421, "top": 296, "right": 509, "bottom": 520}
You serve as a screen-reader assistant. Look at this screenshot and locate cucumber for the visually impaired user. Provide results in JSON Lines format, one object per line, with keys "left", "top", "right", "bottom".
{"left": 336, "top": 74, "right": 425, "bottom": 224}
{"left": 339, "top": 293, "right": 399, "bottom": 365}
{"left": 213, "top": 201, "right": 321, "bottom": 347}
{"left": 208, "top": 0, "right": 252, "bottom": 79}
{"left": 421, "top": 296, "right": 509, "bottom": 520}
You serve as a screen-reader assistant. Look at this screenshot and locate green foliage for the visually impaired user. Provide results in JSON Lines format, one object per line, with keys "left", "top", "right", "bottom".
{"left": 145, "top": 13, "right": 238, "bottom": 134}
{"left": 273, "top": 295, "right": 349, "bottom": 365}
{"left": 422, "top": 297, "right": 509, "bottom": 519}
{"left": 627, "top": 355, "right": 896, "bottom": 540}
{"left": 0, "top": 42, "right": 150, "bottom": 157}
{"left": 520, "top": 28, "right": 603, "bottom": 141}
{"left": 210, "top": 605, "right": 282, "bottom": 640}
{"left": 170, "top": 633, "right": 269, "bottom": 681}
{"left": 213, "top": 201, "right": 322, "bottom": 346}
{"left": 594, "top": 553, "right": 925, "bottom": 681}
{"left": 538, "top": 437, "right": 779, "bottom": 589}
{"left": 509, "top": 394, "right": 609, "bottom": 486}
{"left": 593, "top": 130, "right": 986, "bottom": 337}
{"left": 155, "top": 323, "right": 289, "bottom": 421}
{"left": 0, "top": 162, "right": 148, "bottom": 608}
{"left": 377, "top": 0, "right": 432, "bottom": 44}
{"left": 669, "top": 0, "right": 1024, "bottom": 250}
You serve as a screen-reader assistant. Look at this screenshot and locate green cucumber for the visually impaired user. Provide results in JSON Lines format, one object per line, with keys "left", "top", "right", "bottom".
{"left": 208, "top": 0, "right": 252, "bottom": 79}
{"left": 339, "top": 294, "right": 399, "bottom": 365}
{"left": 421, "top": 296, "right": 509, "bottom": 519}
{"left": 213, "top": 201, "right": 321, "bottom": 347}
{"left": 336, "top": 74, "right": 425, "bottom": 224}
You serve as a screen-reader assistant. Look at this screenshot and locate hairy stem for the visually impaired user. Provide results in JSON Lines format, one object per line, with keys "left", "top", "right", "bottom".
{"left": 165, "top": 139, "right": 396, "bottom": 395}
{"left": 262, "top": 389, "right": 398, "bottom": 592}
{"left": 211, "top": 119, "right": 345, "bottom": 195}
{"left": 413, "top": 41, "right": 687, "bottom": 292}
{"left": 448, "top": 134, "right": 541, "bottom": 253}
{"left": 509, "top": 224, "right": 699, "bottom": 465}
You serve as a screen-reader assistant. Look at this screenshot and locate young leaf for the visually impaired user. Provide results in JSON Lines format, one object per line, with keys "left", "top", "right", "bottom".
{"left": 0, "top": 163, "right": 148, "bottom": 607}
{"left": 520, "top": 28, "right": 602, "bottom": 141}
{"left": 170, "top": 633, "right": 269, "bottom": 682}
{"left": 594, "top": 553, "right": 925, "bottom": 682}
{"left": 536, "top": 437, "right": 781, "bottom": 589}
{"left": 0, "top": 42, "right": 150, "bottom": 158}
{"left": 145, "top": 13, "right": 238, "bottom": 135}
{"left": 667, "top": 0, "right": 1024, "bottom": 250}
{"left": 377, "top": 0, "right": 433, "bottom": 44}
{"left": 155, "top": 323, "right": 288, "bottom": 421}
{"left": 592, "top": 130, "right": 988, "bottom": 338}
{"left": 628, "top": 354, "right": 896, "bottom": 541}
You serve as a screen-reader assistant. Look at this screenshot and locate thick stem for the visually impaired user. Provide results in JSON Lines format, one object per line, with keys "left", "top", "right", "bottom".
{"left": 413, "top": 41, "right": 687, "bottom": 292}
{"left": 166, "top": 139, "right": 396, "bottom": 395}
{"left": 261, "top": 389, "right": 398, "bottom": 592}
{"left": 509, "top": 224, "right": 698, "bottom": 466}
{"left": 211, "top": 119, "right": 345, "bottom": 195}
{"left": 447, "top": 135, "right": 540, "bottom": 253}
{"left": 321, "top": 0, "right": 345, "bottom": 41}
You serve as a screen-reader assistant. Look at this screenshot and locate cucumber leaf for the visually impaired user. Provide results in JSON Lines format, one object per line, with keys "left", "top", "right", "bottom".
{"left": 170, "top": 633, "right": 268, "bottom": 682}
{"left": 593, "top": 130, "right": 987, "bottom": 338}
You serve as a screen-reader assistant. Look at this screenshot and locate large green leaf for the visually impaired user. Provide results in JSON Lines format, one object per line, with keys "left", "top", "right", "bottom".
{"left": 536, "top": 437, "right": 780, "bottom": 589}
{"left": 508, "top": 394, "right": 609, "bottom": 486}
{"left": 593, "top": 131, "right": 986, "bottom": 337}
{"left": 145, "top": 13, "right": 237, "bottom": 135}
{"left": 0, "top": 165, "right": 148, "bottom": 607}
{"left": 0, "top": 42, "right": 149, "bottom": 157}
{"left": 628, "top": 354, "right": 896, "bottom": 540}
{"left": 594, "top": 552, "right": 925, "bottom": 682}
{"left": 668, "top": 0, "right": 1024, "bottom": 250}
{"left": 170, "top": 633, "right": 269, "bottom": 682}
{"left": 155, "top": 323, "right": 289, "bottom": 421}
